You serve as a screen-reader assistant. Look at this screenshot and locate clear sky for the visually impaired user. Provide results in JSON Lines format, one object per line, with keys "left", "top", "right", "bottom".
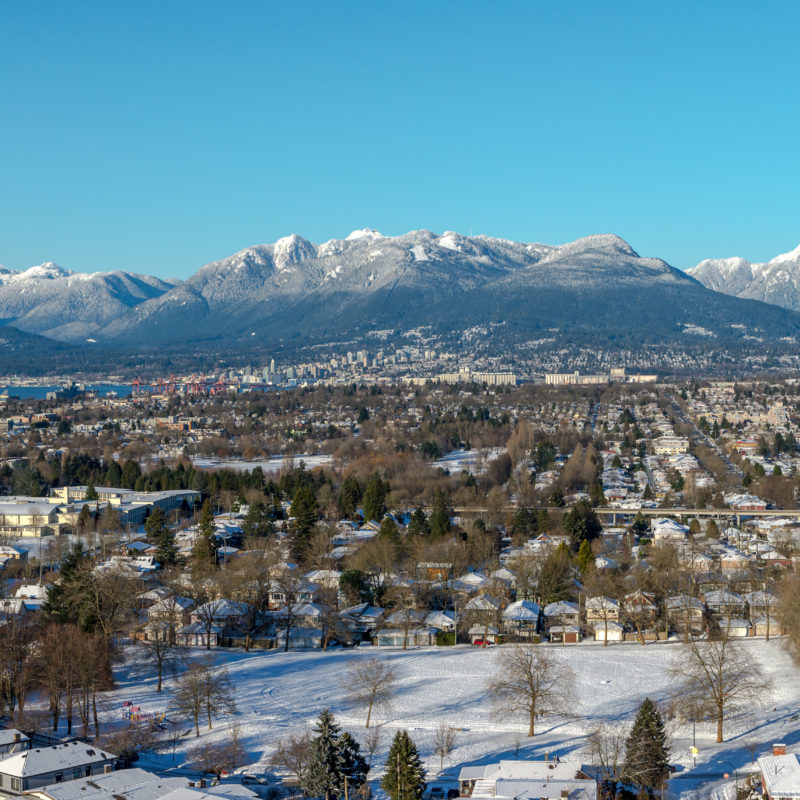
{"left": 1, "top": 1, "right": 799, "bottom": 279}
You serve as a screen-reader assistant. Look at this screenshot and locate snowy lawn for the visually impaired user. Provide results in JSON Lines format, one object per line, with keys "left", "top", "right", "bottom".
{"left": 59, "top": 639, "right": 800, "bottom": 799}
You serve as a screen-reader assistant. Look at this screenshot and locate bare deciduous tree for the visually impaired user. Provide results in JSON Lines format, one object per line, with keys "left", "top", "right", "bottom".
{"left": 433, "top": 723, "right": 456, "bottom": 772}
{"left": 670, "top": 637, "right": 772, "bottom": 743}
{"left": 139, "top": 621, "right": 186, "bottom": 693}
{"left": 270, "top": 732, "right": 312, "bottom": 786}
{"left": 344, "top": 657, "right": 397, "bottom": 728}
{"left": 172, "top": 662, "right": 236, "bottom": 736}
{"left": 587, "top": 721, "right": 628, "bottom": 781}
{"left": 485, "top": 645, "right": 575, "bottom": 736}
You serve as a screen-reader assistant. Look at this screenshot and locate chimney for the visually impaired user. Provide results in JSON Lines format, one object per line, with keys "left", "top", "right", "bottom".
{"left": 188, "top": 782, "right": 196, "bottom": 788}
{"left": 561, "top": 792, "right": 570, "bottom": 799}
{"left": 774, "top": 743, "right": 787, "bottom": 756}
{"left": 13, "top": 734, "right": 20, "bottom": 742}
{"left": 199, "top": 779, "right": 207, "bottom": 789}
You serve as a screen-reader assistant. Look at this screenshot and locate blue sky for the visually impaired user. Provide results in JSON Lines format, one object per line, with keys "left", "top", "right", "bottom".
{"left": 1, "top": 1, "right": 798, "bottom": 279}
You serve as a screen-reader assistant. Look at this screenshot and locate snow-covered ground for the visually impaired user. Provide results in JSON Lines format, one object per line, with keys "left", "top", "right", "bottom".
{"left": 190, "top": 455, "right": 334, "bottom": 473}
{"left": 64, "top": 638, "right": 800, "bottom": 799}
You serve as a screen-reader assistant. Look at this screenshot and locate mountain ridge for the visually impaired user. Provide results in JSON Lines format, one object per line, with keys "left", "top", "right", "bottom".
{"left": 2, "top": 231, "right": 800, "bottom": 364}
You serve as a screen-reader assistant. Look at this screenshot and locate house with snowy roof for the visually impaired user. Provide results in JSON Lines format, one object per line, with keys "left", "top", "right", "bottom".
{"left": 458, "top": 759, "right": 596, "bottom": 800}
{"left": 501, "top": 600, "right": 541, "bottom": 639}
{"left": 0, "top": 741, "right": 115, "bottom": 796}
{"left": 758, "top": 746, "right": 800, "bottom": 800}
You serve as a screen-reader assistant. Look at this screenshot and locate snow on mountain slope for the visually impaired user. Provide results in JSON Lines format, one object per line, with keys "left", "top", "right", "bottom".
{"left": 0, "top": 263, "right": 179, "bottom": 340}
{"left": 688, "top": 244, "right": 800, "bottom": 310}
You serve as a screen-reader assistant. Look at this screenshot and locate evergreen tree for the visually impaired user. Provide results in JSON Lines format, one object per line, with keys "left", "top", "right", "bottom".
{"left": 105, "top": 460, "right": 122, "bottom": 487}
{"left": 338, "top": 732, "right": 368, "bottom": 795}
{"left": 303, "top": 709, "right": 344, "bottom": 800}
{"left": 561, "top": 500, "right": 601, "bottom": 549}
{"left": 242, "top": 501, "right": 274, "bottom": 538}
{"left": 381, "top": 730, "right": 426, "bottom": 800}
{"left": 622, "top": 698, "right": 670, "bottom": 793}
{"left": 362, "top": 473, "right": 389, "bottom": 522}
{"left": 378, "top": 517, "right": 400, "bottom": 543}
{"left": 429, "top": 488, "right": 452, "bottom": 538}
{"left": 577, "top": 539, "right": 593, "bottom": 575}
{"left": 290, "top": 484, "right": 318, "bottom": 561}
{"left": 337, "top": 476, "right": 361, "bottom": 519}
{"left": 41, "top": 542, "right": 98, "bottom": 631}
{"left": 85, "top": 481, "right": 98, "bottom": 502}
{"left": 146, "top": 507, "right": 177, "bottom": 567}
{"left": 406, "top": 508, "right": 430, "bottom": 538}
{"left": 193, "top": 499, "right": 218, "bottom": 567}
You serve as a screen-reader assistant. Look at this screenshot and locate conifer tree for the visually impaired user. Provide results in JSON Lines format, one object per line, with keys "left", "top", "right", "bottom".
{"left": 381, "top": 730, "right": 426, "bottom": 800}
{"left": 303, "top": 710, "right": 344, "bottom": 800}
{"left": 622, "top": 698, "right": 670, "bottom": 792}
{"left": 362, "top": 473, "right": 388, "bottom": 523}
{"left": 338, "top": 731, "right": 368, "bottom": 794}
{"left": 192, "top": 499, "right": 218, "bottom": 568}
{"left": 577, "top": 539, "right": 593, "bottom": 575}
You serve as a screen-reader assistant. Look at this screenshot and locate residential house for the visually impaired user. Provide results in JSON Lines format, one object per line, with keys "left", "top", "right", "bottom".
{"left": 501, "top": 600, "right": 541, "bottom": 639}
{"left": 758, "top": 745, "right": 800, "bottom": 800}
{"left": 665, "top": 595, "right": 705, "bottom": 637}
{"left": 458, "top": 759, "right": 596, "bottom": 800}
{"left": 0, "top": 742, "right": 115, "bottom": 796}
{"left": 0, "top": 732, "right": 28, "bottom": 757}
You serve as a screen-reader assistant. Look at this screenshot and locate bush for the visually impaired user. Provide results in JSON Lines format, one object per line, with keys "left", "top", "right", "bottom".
{"left": 436, "top": 631, "right": 456, "bottom": 647}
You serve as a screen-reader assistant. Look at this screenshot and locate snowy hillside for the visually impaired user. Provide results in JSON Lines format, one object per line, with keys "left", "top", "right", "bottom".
{"left": 689, "top": 244, "right": 800, "bottom": 311}
{"left": 0, "top": 262, "right": 178, "bottom": 341}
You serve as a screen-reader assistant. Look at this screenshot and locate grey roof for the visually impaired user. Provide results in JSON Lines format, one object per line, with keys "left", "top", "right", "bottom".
{"left": 27, "top": 767, "right": 258, "bottom": 800}
{"left": 0, "top": 742, "right": 114, "bottom": 777}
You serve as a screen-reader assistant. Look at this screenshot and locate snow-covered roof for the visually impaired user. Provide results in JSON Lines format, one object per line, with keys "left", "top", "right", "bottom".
{"left": 0, "top": 742, "right": 115, "bottom": 777}
{"left": 28, "top": 766, "right": 259, "bottom": 800}
{"left": 503, "top": 600, "right": 540, "bottom": 621}
{"left": 544, "top": 601, "right": 579, "bottom": 617}
{"left": 758, "top": 753, "right": 800, "bottom": 798}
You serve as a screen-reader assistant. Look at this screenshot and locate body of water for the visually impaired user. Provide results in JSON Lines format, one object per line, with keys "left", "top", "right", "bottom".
{"left": 1, "top": 384, "right": 133, "bottom": 399}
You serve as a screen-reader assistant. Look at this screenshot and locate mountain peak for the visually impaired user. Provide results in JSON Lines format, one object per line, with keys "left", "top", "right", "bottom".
{"left": 769, "top": 243, "right": 800, "bottom": 265}
{"left": 346, "top": 228, "right": 382, "bottom": 241}
{"left": 273, "top": 235, "right": 316, "bottom": 270}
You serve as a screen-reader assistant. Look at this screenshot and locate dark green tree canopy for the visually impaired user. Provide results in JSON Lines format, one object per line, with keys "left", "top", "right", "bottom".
{"left": 381, "top": 729, "right": 426, "bottom": 800}
{"left": 622, "top": 697, "right": 670, "bottom": 792}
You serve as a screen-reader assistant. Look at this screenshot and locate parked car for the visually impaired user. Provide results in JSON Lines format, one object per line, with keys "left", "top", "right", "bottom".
{"left": 429, "top": 788, "right": 444, "bottom": 799}
{"left": 241, "top": 776, "right": 269, "bottom": 786}
{"left": 447, "top": 789, "right": 460, "bottom": 798}
{"left": 471, "top": 640, "right": 495, "bottom": 647}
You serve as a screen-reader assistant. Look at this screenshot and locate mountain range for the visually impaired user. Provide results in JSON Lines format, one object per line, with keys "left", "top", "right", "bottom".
{"left": 687, "top": 244, "right": 800, "bottom": 311}
{"left": 3, "top": 230, "right": 800, "bottom": 373}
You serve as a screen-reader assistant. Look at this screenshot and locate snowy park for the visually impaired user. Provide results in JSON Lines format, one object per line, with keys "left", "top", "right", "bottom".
{"left": 97, "top": 638, "right": 800, "bottom": 800}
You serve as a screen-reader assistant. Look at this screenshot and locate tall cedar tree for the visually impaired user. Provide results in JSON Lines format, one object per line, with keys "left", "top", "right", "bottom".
{"left": 429, "top": 489, "right": 452, "bottom": 538}
{"left": 362, "top": 473, "right": 389, "bottom": 522}
{"left": 338, "top": 732, "right": 368, "bottom": 794}
{"left": 337, "top": 476, "right": 361, "bottom": 519}
{"left": 302, "top": 709, "right": 344, "bottom": 800}
{"left": 146, "top": 507, "right": 178, "bottom": 567}
{"left": 193, "top": 500, "right": 218, "bottom": 566}
{"left": 561, "top": 500, "right": 602, "bottom": 548}
{"left": 41, "top": 542, "right": 97, "bottom": 632}
{"left": 290, "top": 485, "right": 318, "bottom": 562}
{"left": 381, "top": 730, "right": 426, "bottom": 800}
{"left": 622, "top": 698, "right": 671, "bottom": 792}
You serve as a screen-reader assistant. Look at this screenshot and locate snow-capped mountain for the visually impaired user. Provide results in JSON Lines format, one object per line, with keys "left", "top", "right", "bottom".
{"left": 0, "top": 263, "right": 179, "bottom": 340}
{"left": 688, "top": 244, "right": 800, "bottom": 311}
{"left": 4, "top": 231, "right": 800, "bottom": 359}
{"left": 93, "top": 229, "right": 799, "bottom": 349}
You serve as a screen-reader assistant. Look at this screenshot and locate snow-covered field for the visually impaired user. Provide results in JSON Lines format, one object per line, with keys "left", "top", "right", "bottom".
{"left": 190, "top": 455, "right": 334, "bottom": 473}
{"left": 80, "top": 638, "right": 800, "bottom": 799}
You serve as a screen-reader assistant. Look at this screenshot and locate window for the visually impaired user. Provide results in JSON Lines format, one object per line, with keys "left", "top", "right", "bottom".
{"left": 73, "top": 769, "right": 82, "bottom": 780}
{"left": 11, "top": 778, "right": 20, "bottom": 791}
{"left": 55, "top": 773, "right": 63, "bottom": 783}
